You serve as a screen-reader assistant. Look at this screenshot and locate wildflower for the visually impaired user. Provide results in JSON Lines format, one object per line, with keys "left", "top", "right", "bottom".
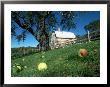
{"left": 42, "top": 55, "right": 45, "bottom": 58}
{"left": 22, "top": 58, "right": 25, "bottom": 61}
{"left": 38, "top": 62, "right": 47, "bottom": 71}
{"left": 16, "top": 65, "right": 22, "bottom": 71}
{"left": 13, "top": 66, "right": 15, "bottom": 68}
{"left": 24, "top": 66, "right": 27, "bottom": 69}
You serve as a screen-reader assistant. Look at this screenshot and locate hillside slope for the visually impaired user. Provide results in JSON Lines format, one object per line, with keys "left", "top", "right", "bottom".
{"left": 11, "top": 40, "right": 100, "bottom": 77}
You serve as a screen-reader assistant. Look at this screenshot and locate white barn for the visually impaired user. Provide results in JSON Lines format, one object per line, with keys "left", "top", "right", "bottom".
{"left": 49, "top": 28, "right": 77, "bottom": 49}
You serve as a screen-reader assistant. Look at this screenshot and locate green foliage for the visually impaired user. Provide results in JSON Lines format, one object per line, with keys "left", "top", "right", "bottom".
{"left": 11, "top": 47, "right": 38, "bottom": 59}
{"left": 12, "top": 63, "right": 24, "bottom": 75}
{"left": 11, "top": 40, "right": 100, "bottom": 77}
{"left": 76, "top": 30, "right": 100, "bottom": 43}
{"left": 84, "top": 20, "right": 100, "bottom": 32}
{"left": 61, "top": 11, "right": 76, "bottom": 30}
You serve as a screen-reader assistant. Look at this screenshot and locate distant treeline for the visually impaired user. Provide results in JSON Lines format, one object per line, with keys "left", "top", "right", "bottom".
{"left": 76, "top": 30, "right": 100, "bottom": 43}
{"left": 11, "top": 47, "right": 39, "bottom": 59}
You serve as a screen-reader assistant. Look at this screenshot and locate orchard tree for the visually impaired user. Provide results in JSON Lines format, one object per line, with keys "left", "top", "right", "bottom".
{"left": 84, "top": 20, "right": 100, "bottom": 42}
{"left": 84, "top": 20, "right": 100, "bottom": 32}
{"left": 11, "top": 11, "right": 76, "bottom": 51}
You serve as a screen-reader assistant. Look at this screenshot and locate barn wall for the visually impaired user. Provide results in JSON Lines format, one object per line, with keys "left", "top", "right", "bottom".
{"left": 54, "top": 38, "right": 77, "bottom": 48}
{"left": 49, "top": 32, "right": 77, "bottom": 49}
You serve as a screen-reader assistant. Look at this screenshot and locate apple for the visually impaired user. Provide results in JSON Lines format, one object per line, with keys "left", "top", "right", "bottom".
{"left": 79, "top": 49, "right": 88, "bottom": 57}
{"left": 38, "top": 62, "right": 47, "bottom": 71}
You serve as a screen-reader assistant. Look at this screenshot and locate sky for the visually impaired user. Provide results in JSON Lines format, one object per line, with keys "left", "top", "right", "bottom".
{"left": 11, "top": 11, "right": 100, "bottom": 48}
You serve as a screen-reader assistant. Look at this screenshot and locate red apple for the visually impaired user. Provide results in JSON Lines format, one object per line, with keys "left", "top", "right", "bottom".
{"left": 79, "top": 49, "right": 88, "bottom": 57}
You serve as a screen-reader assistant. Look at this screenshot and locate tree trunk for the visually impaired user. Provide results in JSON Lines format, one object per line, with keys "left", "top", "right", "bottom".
{"left": 44, "top": 36, "right": 50, "bottom": 51}
{"left": 37, "top": 35, "right": 50, "bottom": 51}
{"left": 39, "top": 38, "right": 44, "bottom": 51}
{"left": 37, "top": 14, "right": 50, "bottom": 51}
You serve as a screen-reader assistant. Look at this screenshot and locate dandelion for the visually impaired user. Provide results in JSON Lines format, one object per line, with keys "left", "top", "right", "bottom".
{"left": 13, "top": 66, "right": 15, "bottom": 68}
{"left": 24, "top": 66, "right": 27, "bottom": 69}
{"left": 22, "top": 58, "right": 25, "bottom": 61}
{"left": 42, "top": 55, "right": 45, "bottom": 58}
{"left": 38, "top": 62, "right": 47, "bottom": 71}
{"left": 16, "top": 65, "right": 22, "bottom": 71}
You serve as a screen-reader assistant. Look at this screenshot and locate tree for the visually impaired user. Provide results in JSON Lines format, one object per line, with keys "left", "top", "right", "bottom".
{"left": 11, "top": 11, "right": 76, "bottom": 51}
{"left": 84, "top": 20, "right": 100, "bottom": 42}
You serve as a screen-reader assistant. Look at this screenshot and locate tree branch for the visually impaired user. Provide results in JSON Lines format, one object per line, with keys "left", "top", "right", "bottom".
{"left": 12, "top": 12, "right": 39, "bottom": 41}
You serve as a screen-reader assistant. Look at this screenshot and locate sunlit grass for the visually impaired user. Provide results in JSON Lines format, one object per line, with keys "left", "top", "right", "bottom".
{"left": 11, "top": 40, "right": 100, "bottom": 77}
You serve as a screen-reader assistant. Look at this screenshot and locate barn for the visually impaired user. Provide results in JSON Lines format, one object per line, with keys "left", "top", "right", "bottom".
{"left": 49, "top": 28, "right": 77, "bottom": 49}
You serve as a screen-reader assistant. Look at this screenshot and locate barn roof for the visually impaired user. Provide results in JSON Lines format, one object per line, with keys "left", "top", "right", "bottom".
{"left": 55, "top": 31, "right": 76, "bottom": 38}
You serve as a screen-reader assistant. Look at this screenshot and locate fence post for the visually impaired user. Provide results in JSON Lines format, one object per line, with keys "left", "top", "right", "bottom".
{"left": 88, "top": 30, "right": 91, "bottom": 42}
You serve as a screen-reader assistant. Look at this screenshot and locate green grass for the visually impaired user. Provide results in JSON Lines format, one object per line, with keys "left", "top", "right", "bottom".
{"left": 11, "top": 40, "right": 100, "bottom": 77}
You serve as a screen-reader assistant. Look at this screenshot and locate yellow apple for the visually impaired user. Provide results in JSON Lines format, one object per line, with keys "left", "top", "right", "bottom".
{"left": 38, "top": 62, "right": 47, "bottom": 71}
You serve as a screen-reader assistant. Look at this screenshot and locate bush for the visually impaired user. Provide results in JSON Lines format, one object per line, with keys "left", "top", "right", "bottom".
{"left": 11, "top": 47, "right": 39, "bottom": 59}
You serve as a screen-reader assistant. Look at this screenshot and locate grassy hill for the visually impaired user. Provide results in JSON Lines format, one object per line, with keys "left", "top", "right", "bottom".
{"left": 11, "top": 40, "right": 100, "bottom": 77}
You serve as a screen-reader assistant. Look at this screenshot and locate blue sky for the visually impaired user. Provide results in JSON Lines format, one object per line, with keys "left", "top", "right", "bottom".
{"left": 11, "top": 11, "right": 100, "bottom": 48}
